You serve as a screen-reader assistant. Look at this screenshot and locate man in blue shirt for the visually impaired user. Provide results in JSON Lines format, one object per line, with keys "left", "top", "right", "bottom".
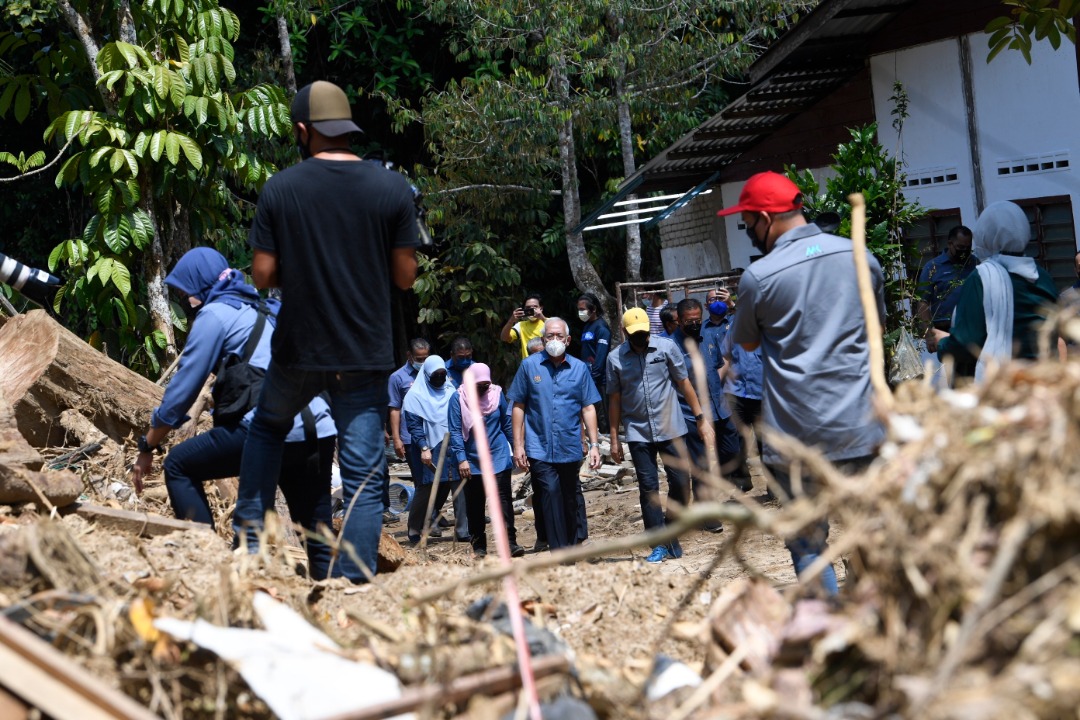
{"left": 388, "top": 338, "right": 430, "bottom": 487}
{"left": 609, "top": 308, "right": 714, "bottom": 563}
{"left": 699, "top": 289, "right": 742, "bottom": 485}
{"left": 508, "top": 318, "right": 602, "bottom": 550}
{"left": 918, "top": 225, "right": 975, "bottom": 352}
{"left": 445, "top": 336, "right": 474, "bottom": 387}
{"left": 722, "top": 318, "right": 767, "bottom": 498}
{"left": 577, "top": 293, "right": 611, "bottom": 429}
{"left": 671, "top": 298, "right": 740, "bottom": 532}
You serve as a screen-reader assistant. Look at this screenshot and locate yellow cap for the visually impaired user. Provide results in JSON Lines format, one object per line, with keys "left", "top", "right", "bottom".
{"left": 623, "top": 307, "right": 650, "bottom": 335}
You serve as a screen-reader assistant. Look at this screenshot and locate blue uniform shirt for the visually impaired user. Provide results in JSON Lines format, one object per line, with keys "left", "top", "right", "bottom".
{"left": 918, "top": 251, "right": 976, "bottom": 325}
{"left": 448, "top": 390, "right": 514, "bottom": 475}
{"left": 578, "top": 318, "right": 611, "bottom": 390}
{"left": 699, "top": 319, "right": 732, "bottom": 420}
{"left": 722, "top": 329, "right": 763, "bottom": 400}
{"left": 672, "top": 328, "right": 729, "bottom": 423}
{"left": 387, "top": 362, "right": 419, "bottom": 444}
{"left": 507, "top": 352, "right": 601, "bottom": 464}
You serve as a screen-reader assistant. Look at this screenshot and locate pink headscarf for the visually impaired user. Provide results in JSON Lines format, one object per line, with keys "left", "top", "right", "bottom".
{"left": 460, "top": 363, "right": 502, "bottom": 441}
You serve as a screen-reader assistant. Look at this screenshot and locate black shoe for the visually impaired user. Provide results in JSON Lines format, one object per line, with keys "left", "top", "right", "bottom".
{"left": 407, "top": 535, "right": 421, "bottom": 546}
{"left": 437, "top": 517, "right": 453, "bottom": 528}
{"left": 510, "top": 543, "right": 525, "bottom": 558}
{"left": 472, "top": 545, "right": 487, "bottom": 558}
{"left": 704, "top": 522, "right": 724, "bottom": 533}
{"left": 455, "top": 534, "right": 470, "bottom": 543}
{"left": 532, "top": 540, "right": 549, "bottom": 553}
{"left": 427, "top": 526, "right": 444, "bottom": 538}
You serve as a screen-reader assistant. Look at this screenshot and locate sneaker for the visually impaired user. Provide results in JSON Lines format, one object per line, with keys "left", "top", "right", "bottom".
{"left": 510, "top": 543, "right": 525, "bottom": 558}
{"left": 646, "top": 546, "right": 673, "bottom": 564}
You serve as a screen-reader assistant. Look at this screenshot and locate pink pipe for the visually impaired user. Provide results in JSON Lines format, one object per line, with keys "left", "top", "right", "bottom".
{"left": 462, "top": 367, "right": 542, "bottom": 720}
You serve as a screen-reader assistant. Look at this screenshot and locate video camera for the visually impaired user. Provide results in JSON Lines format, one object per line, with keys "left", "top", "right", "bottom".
{"left": 0, "top": 251, "right": 62, "bottom": 307}
{"left": 363, "top": 152, "right": 433, "bottom": 247}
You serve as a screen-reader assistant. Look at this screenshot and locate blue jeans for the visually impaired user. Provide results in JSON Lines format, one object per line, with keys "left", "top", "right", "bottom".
{"left": 164, "top": 424, "right": 336, "bottom": 579}
{"left": 235, "top": 362, "right": 389, "bottom": 583}
{"left": 767, "top": 455, "right": 873, "bottom": 596}
{"left": 628, "top": 438, "right": 691, "bottom": 555}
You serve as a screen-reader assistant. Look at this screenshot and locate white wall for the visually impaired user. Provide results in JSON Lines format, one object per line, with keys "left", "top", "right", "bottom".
{"left": 969, "top": 36, "right": 1080, "bottom": 212}
{"left": 871, "top": 39, "right": 979, "bottom": 224}
{"left": 871, "top": 35, "right": 1080, "bottom": 230}
{"left": 658, "top": 188, "right": 727, "bottom": 279}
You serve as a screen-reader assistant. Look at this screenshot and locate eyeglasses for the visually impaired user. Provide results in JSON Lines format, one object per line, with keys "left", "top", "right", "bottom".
{"left": 542, "top": 333, "right": 567, "bottom": 340}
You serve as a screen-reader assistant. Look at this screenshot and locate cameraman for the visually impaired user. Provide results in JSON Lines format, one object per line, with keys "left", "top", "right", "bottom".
{"left": 500, "top": 293, "right": 546, "bottom": 359}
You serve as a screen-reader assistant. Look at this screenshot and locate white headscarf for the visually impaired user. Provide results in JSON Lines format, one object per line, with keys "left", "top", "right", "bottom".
{"left": 970, "top": 201, "right": 1037, "bottom": 381}
{"left": 403, "top": 355, "right": 452, "bottom": 447}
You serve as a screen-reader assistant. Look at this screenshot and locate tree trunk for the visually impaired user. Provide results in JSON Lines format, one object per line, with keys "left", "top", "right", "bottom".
{"left": 555, "top": 59, "right": 614, "bottom": 314}
{"left": 616, "top": 60, "right": 643, "bottom": 282}
{"left": 140, "top": 176, "right": 178, "bottom": 362}
{"left": 0, "top": 391, "right": 83, "bottom": 507}
{"left": 0, "top": 310, "right": 164, "bottom": 447}
{"left": 277, "top": 14, "right": 298, "bottom": 94}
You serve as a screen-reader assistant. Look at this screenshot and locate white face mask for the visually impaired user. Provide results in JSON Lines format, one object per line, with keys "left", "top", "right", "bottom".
{"left": 577, "top": 310, "right": 590, "bottom": 322}
{"left": 545, "top": 339, "right": 567, "bottom": 357}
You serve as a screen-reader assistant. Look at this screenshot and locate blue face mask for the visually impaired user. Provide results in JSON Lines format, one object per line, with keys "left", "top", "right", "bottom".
{"left": 708, "top": 300, "right": 728, "bottom": 317}
{"left": 452, "top": 357, "right": 474, "bottom": 369}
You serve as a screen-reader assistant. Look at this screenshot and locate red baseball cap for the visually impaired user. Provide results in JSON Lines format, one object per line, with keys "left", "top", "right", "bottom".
{"left": 717, "top": 171, "right": 803, "bottom": 217}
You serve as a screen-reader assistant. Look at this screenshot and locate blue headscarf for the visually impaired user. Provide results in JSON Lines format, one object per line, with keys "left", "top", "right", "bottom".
{"left": 165, "top": 247, "right": 261, "bottom": 309}
{"left": 402, "top": 355, "right": 452, "bottom": 446}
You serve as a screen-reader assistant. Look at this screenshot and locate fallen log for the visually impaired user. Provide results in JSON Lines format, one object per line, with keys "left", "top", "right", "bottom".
{"left": 0, "top": 390, "right": 82, "bottom": 507}
{"left": 0, "top": 310, "right": 163, "bottom": 447}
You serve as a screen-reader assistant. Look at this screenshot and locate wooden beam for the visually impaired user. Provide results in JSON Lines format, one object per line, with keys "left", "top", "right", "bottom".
{"left": 64, "top": 503, "right": 216, "bottom": 538}
{"left": 722, "top": 101, "right": 810, "bottom": 119}
{"left": 0, "top": 616, "right": 159, "bottom": 720}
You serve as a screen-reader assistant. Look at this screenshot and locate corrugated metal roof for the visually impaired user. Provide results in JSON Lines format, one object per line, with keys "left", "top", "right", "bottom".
{"left": 575, "top": 0, "right": 916, "bottom": 233}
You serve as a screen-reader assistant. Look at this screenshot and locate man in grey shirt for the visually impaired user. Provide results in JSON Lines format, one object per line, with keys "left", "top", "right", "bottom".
{"left": 723, "top": 171, "right": 885, "bottom": 595}
{"left": 608, "top": 307, "right": 715, "bottom": 563}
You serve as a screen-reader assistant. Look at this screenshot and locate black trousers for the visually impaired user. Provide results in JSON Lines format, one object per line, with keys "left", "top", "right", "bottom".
{"left": 530, "top": 459, "right": 587, "bottom": 549}
{"left": 463, "top": 468, "right": 516, "bottom": 552}
{"left": 725, "top": 394, "right": 762, "bottom": 492}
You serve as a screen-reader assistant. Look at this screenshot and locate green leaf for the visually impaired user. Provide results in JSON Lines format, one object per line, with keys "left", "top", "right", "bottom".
{"left": 88, "top": 146, "right": 112, "bottom": 167}
{"left": 48, "top": 242, "right": 65, "bottom": 272}
{"left": 165, "top": 132, "right": 180, "bottom": 165}
{"left": 133, "top": 130, "right": 150, "bottom": 157}
{"left": 152, "top": 329, "right": 167, "bottom": 349}
{"left": 112, "top": 297, "right": 129, "bottom": 325}
{"left": 110, "top": 148, "right": 126, "bottom": 174}
{"left": 152, "top": 65, "right": 170, "bottom": 99}
{"left": 149, "top": 129, "right": 166, "bottom": 161}
{"left": 14, "top": 83, "right": 31, "bottom": 123}
{"left": 172, "top": 132, "right": 202, "bottom": 169}
{"left": 111, "top": 261, "right": 132, "bottom": 296}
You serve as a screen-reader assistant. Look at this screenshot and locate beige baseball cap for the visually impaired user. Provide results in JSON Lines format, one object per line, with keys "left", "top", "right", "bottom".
{"left": 290, "top": 81, "right": 362, "bottom": 137}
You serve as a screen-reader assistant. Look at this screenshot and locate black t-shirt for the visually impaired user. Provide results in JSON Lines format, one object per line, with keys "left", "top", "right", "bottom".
{"left": 248, "top": 158, "right": 419, "bottom": 370}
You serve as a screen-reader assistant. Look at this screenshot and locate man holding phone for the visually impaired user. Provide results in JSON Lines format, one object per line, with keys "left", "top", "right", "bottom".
{"left": 500, "top": 293, "right": 547, "bottom": 359}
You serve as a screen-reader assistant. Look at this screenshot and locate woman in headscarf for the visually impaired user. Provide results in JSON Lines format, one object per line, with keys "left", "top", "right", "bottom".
{"left": 131, "top": 247, "right": 338, "bottom": 579}
{"left": 403, "top": 355, "right": 461, "bottom": 544}
{"left": 933, "top": 201, "right": 1059, "bottom": 380}
{"left": 447, "top": 363, "right": 523, "bottom": 559}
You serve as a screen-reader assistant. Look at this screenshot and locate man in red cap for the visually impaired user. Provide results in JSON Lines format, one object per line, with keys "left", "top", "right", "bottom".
{"left": 721, "top": 171, "right": 885, "bottom": 596}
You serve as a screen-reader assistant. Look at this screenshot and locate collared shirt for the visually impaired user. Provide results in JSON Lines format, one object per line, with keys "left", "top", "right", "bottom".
{"left": 918, "top": 251, "right": 976, "bottom": 325}
{"left": 507, "top": 352, "right": 601, "bottom": 464}
{"left": 387, "top": 362, "right": 419, "bottom": 444}
{"left": 722, "top": 329, "right": 763, "bottom": 400}
{"left": 699, "top": 318, "right": 732, "bottom": 420}
{"left": 730, "top": 223, "right": 885, "bottom": 464}
{"left": 671, "top": 329, "right": 729, "bottom": 424}
{"left": 606, "top": 335, "right": 688, "bottom": 443}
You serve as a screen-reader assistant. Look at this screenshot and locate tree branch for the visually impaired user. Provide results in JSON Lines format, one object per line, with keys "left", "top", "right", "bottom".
{"left": 0, "top": 127, "right": 86, "bottom": 184}
{"left": 431, "top": 184, "right": 560, "bottom": 197}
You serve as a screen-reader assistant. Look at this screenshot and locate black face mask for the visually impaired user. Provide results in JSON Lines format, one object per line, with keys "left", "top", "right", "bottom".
{"left": 746, "top": 214, "right": 771, "bottom": 255}
{"left": 295, "top": 129, "right": 312, "bottom": 160}
{"left": 683, "top": 322, "right": 702, "bottom": 339}
{"left": 628, "top": 331, "right": 650, "bottom": 350}
{"left": 429, "top": 372, "right": 447, "bottom": 388}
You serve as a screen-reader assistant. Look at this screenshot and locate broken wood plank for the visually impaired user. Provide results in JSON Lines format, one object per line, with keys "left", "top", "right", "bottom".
{"left": 321, "top": 653, "right": 570, "bottom": 720}
{"left": 0, "top": 614, "right": 159, "bottom": 720}
{"left": 64, "top": 502, "right": 216, "bottom": 538}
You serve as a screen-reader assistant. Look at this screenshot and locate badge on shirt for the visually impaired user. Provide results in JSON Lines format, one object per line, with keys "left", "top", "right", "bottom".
{"left": 533, "top": 375, "right": 542, "bottom": 383}
{"left": 582, "top": 331, "right": 595, "bottom": 341}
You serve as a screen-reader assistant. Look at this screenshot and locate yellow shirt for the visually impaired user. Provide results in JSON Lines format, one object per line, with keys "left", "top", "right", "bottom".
{"left": 509, "top": 318, "right": 545, "bottom": 358}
